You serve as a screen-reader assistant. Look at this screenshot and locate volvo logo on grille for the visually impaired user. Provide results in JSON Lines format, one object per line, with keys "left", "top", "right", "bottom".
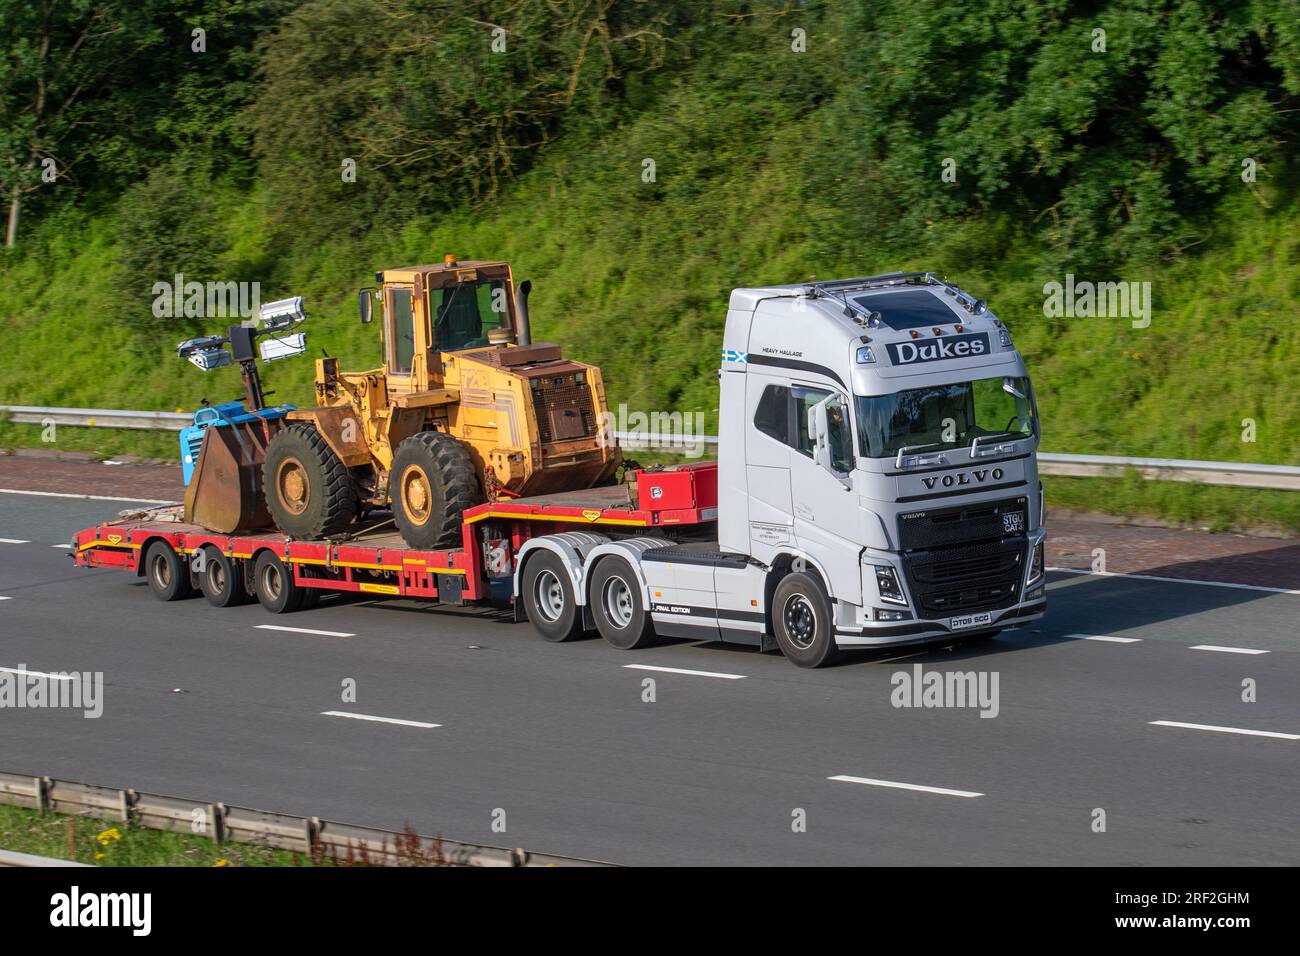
{"left": 921, "top": 468, "right": 1003, "bottom": 490}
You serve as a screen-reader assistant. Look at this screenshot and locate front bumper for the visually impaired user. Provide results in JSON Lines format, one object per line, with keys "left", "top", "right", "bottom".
{"left": 842, "top": 528, "right": 1047, "bottom": 648}
{"left": 833, "top": 598, "right": 1046, "bottom": 647}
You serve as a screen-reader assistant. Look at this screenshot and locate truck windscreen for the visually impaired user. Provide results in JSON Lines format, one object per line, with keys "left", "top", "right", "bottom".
{"left": 855, "top": 375, "right": 1036, "bottom": 459}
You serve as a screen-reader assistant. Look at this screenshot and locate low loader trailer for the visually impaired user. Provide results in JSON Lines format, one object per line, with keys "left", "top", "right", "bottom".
{"left": 74, "top": 272, "right": 1046, "bottom": 668}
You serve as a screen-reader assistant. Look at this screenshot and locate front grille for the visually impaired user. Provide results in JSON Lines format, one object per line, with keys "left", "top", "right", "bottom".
{"left": 898, "top": 495, "right": 1028, "bottom": 550}
{"left": 904, "top": 539, "right": 1025, "bottom": 617}
{"left": 532, "top": 379, "right": 598, "bottom": 444}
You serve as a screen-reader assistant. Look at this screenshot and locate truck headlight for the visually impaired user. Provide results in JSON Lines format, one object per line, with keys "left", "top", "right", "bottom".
{"left": 1026, "top": 541, "right": 1044, "bottom": 587}
{"left": 856, "top": 345, "right": 876, "bottom": 364}
{"left": 874, "top": 565, "right": 907, "bottom": 605}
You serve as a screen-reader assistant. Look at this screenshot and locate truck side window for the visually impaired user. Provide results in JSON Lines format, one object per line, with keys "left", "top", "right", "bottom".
{"left": 754, "top": 383, "right": 831, "bottom": 458}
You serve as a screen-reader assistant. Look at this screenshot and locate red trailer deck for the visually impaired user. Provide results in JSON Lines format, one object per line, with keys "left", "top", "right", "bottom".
{"left": 72, "top": 462, "right": 718, "bottom": 612}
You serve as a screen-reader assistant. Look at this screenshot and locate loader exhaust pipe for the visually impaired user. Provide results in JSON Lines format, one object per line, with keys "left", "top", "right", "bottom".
{"left": 515, "top": 280, "right": 532, "bottom": 346}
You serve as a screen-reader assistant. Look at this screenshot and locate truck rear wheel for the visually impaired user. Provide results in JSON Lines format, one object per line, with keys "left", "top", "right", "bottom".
{"left": 521, "top": 551, "right": 582, "bottom": 642}
{"left": 264, "top": 423, "right": 358, "bottom": 539}
{"left": 198, "top": 547, "right": 248, "bottom": 608}
{"left": 144, "top": 541, "right": 194, "bottom": 602}
{"left": 772, "top": 572, "right": 840, "bottom": 668}
{"left": 253, "top": 551, "right": 306, "bottom": 613}
{"left": 589, "top": 556, "right": 657, "bottom": 650}
{"left": 391, "top": 431, "right": 481, "bottom": 549}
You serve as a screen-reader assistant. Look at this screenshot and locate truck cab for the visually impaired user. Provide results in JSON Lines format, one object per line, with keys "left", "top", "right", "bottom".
{"left": 716, "top": 272, "right": 1046, "bottom": 652}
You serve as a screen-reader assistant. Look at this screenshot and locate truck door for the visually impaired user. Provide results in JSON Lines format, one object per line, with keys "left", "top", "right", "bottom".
{"left": 745, "top": 375, "right": 798, "bottom": 536}
{"left": 788, "top": 389, "right": 863, "bottom": 604}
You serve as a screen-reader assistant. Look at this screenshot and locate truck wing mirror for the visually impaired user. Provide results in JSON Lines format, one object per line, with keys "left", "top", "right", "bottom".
{"left": 807, "top": 395, "right": 853, "bottom": 487}
{"left": 358, "top": 288, "right": 373, "bottom": 324}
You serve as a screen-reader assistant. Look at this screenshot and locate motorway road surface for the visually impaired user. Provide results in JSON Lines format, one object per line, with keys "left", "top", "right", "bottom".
{"left": 1, "top": 490, "right": 1298, "bottom": 866}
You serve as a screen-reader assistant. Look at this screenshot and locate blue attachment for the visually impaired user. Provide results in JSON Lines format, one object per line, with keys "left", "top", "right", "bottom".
{"left": 179, "top": 401, "right": 296, "bottom": 486}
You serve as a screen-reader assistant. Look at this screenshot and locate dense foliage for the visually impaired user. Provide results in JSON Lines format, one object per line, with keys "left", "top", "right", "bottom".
{"left": 2, "top": 1, "right": 1298, "bottom": 531}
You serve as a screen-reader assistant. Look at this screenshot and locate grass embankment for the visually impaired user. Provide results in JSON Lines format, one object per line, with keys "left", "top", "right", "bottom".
{"left": 0, "top": 804, "right": 295, "bottom": 866}
{"left": 0, "top": 803, "right": 455, "bottom": 866}
{"left": 1, "top": 36, "right": 1295, "bottom": 533}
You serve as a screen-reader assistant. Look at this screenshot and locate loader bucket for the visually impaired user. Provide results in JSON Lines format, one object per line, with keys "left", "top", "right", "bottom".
{"left": 183, "top": 419, "right": 285, "bottom": 533}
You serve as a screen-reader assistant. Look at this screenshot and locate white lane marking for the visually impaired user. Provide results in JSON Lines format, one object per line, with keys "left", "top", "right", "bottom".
{"left": 828, "top": 774, "right": 984, "bottom": 798}
{"left": 50, "top": 544, "right": 72, "bottom": 549}
{"left": 623, "top": 664, "right": 746, "bottom": 680}
{"left": 1150, "top": 720, "right": 1298, "bottom": 740}
{"left": 1066, "top": 633, "right": 1142, "bottom": 643}
{"left": 0, "top": 538, "right": 31, "bottom": 545}
{"left": 1190, "top": 644, "right": 1269, "bottom": 655}
{"left": 0, "top": 596, "right": 11, "bottom": 601}
{"left": 255, "top": 624, "right": 354, "bottom": 638}
{"left": 0, "top": 666, "right": 75, "bottom": 681}
{"left": 1048, "top": 566, "right": 1300, "bottom": 597}
{"left": 321, "top": 711, "right": 440, "bottom": 729}
{"left": 0, "top": 488, "right": 176, "bottom": 505}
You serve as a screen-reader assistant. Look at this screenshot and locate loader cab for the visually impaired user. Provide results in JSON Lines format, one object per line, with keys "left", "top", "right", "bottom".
{"left": 375, "top": 258, "right": 519, "bottom": 394}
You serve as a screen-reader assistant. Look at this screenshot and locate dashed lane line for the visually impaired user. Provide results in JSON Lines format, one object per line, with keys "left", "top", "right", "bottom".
{"left": 255, "top": 624, "right": 355, "bottom": 638}
{"left": 1189, "top": 645, "right": 1270, "bottom": 655}
{"left": 0, "top": 666, "right": 75, "bottom": 682}
{"left": 1067, "top": 633, "right": 1142, "bottom": 643}
{"left": 828, "top": 775, "right": 984, "bottom": 798}
{"left": 320, "top": 711, "right": 440, "bottom": 729}
{"left": 1150, "top": 720, "right": 1298, "bottom": 741}
{"left": 623, "top": 664, "right": 747, "bottom": 680}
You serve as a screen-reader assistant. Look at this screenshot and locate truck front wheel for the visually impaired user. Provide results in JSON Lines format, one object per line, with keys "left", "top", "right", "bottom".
{"left": 771, "top": 572, "right": 840, "bottom": 668}
{"left": 521, "top": 551, "right": 582, "bottom": 642}
{"left": 589, "top": 556, "right": 657, "bottom": 650}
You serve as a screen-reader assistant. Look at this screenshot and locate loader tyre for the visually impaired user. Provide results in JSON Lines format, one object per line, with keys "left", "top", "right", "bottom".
{"left": 391, "top": 431, "right": 481, "bottom": 549}
{"left": 263, "top": 423, "right": 357, "bottom": 539}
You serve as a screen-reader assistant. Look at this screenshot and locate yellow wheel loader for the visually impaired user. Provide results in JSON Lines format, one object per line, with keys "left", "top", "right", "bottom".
{"left": 261, "top": 256, "right": 621, "bottom": 548}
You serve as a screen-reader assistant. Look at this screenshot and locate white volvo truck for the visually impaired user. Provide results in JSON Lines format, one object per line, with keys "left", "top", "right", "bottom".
{"left": 80, "top": 271, "right": 1044, "bottom": 670}
{"left": 511, "top": 271, "right": 1046, "bottom": 667}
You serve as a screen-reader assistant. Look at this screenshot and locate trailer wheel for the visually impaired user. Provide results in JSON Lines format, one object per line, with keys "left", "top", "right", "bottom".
{"left": 253, "top": 551, "right": 305, "bottom": 614}
{"left": 198, "top": 547, "right": 249, "bottom": 608}
{"left": 144, "top": 541, "right": 194, "bottom": 602}
{"left": 391, "top": 431, "right": 481, "bottom": 550}
{"left": 521, "top": 551, "right": 582, "bottom": 642}
{"left": 589, "top": 557, "right": 656, "bottom": 650}
{"left": 771, "top": 572, "right": 840, "bottom": 668}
